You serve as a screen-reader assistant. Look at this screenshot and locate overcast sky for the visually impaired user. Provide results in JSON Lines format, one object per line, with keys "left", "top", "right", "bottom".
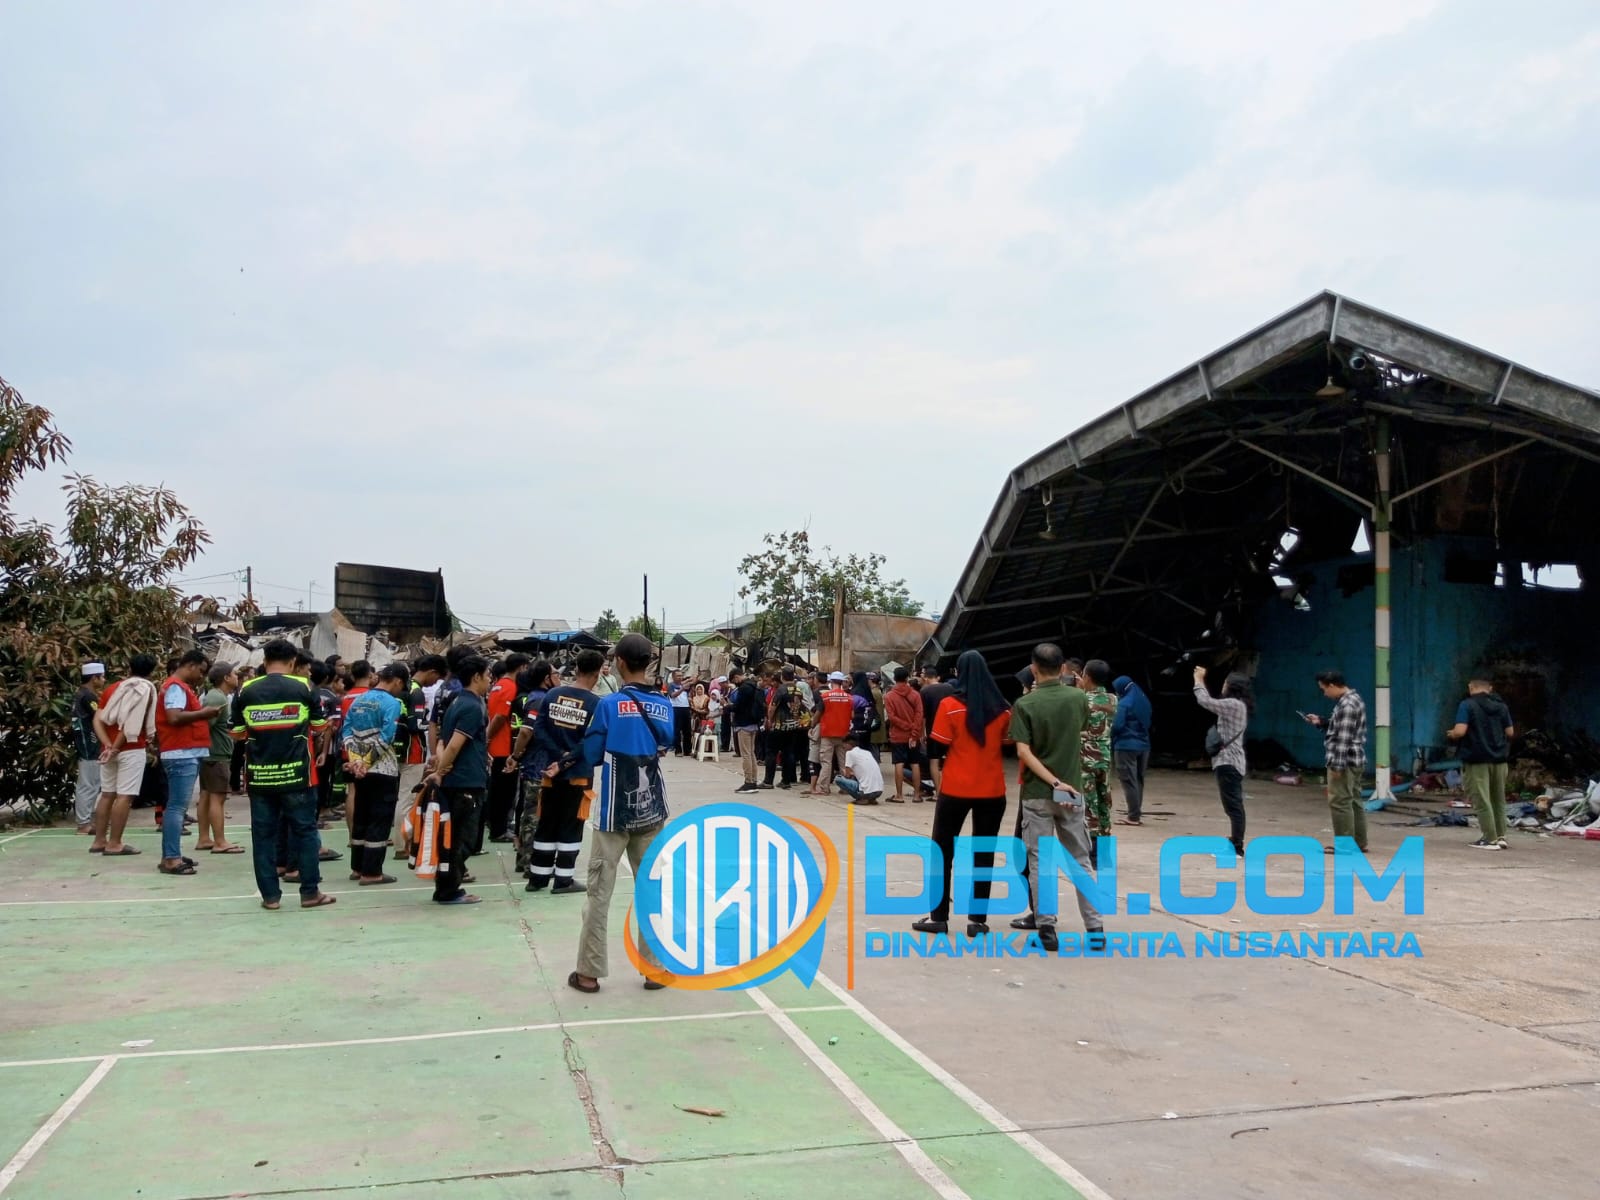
{"left": 4, "top": 0, "right": 1598, "bottom": 633}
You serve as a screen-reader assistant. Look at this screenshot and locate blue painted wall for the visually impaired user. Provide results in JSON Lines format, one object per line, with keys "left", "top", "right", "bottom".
{"left": 1247, "top": 538, "right": 1600, "bottom": 771}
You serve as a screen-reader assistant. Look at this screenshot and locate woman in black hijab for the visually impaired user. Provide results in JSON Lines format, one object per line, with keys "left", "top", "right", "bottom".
{"left": 914, "top": 650, "right": 1013, "bottom": 938}
{"left": 849, "top": 670, "right": 877, "bottom": 752}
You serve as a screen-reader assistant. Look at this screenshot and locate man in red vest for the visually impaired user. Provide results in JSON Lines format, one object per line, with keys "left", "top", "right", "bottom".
{"left": 809, "top": 671, "right": 856, "bottom": 796}
{"left": 155, "top": 649, "right": 223, "bottom": 876}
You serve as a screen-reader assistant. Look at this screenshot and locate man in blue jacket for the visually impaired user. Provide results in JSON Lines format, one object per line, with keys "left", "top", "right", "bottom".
{"left": 1111, "top": 675, "right": 1153, "bottom": 825}
{"left": 568, "top": 633, "right": 674, "bottom": 994}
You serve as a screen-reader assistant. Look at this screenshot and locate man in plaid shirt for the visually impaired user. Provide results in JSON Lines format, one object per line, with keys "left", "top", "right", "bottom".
{"left": 1304, "top": 670, "right": 1368, "bottom": 853}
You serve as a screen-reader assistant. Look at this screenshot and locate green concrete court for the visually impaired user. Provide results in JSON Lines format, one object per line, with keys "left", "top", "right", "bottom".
{"left": 0, "top": 790, "right": 1100, "bottom": 1200}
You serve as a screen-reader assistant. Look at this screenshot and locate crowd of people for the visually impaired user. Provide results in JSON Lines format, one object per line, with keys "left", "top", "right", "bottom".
{"left": 63, "top": 633, "right": 1517, "bottom": 988}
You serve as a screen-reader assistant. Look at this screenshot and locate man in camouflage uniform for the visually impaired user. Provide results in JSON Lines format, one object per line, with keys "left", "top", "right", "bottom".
{"left": 1079, "top": 660, "right": 1118, "bottom": 855}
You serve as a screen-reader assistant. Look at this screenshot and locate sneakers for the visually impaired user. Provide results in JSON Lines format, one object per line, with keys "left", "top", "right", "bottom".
{"left": 734, "top": 784, "right": 758, "bottom": 794}
{"left": 551, "top": 880, "right": 587, "bottom": 895}
{"left": 1496, "top": 837, "right": 1510, "bottom": 850}
{"left": 756, "top": 782, "right": 775, "bottom": 790}
{"left": 1469, "top": 838, "right": 1501, "bottom": 851}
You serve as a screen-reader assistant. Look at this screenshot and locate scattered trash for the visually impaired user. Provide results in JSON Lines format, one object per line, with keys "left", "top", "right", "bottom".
{"left": 1076, "top": 1040, "right": 1089, "bottom": 1046}
{"left": 675, "top": 1105, "right": 726, "bottom": 1118}
{"left": 254, "top": 1160, "right": 268, "bottom": 1168}
{"left": 1273, "top": 773, "right": 1301, "bottom": 787}
{"left": 1230, "top": 1127, "right": 1269, "bottom": 1139}
{"left": 827, "top": 1037, "right": 839, "bottom": 1046}
{"left": 1411, "top": 811, "right": 1470, "bottom": 827}
{"left": 121, "top": 1039, "right": 154, "bottom": 1048}
{"left": 1006, "top": 981, "right": 1024, "bottom": 988}
{"left": 1161, "top": 1111, "right": 1179, "bottom": 1120}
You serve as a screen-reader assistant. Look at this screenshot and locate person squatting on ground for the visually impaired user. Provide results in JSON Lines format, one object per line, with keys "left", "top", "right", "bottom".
{"left": 1304, "top": 669, "right": 1369, "bottom": 854}
{"left": 513, "top": 648, "right": 604, "bottom": 894}
{"left": 1111, "top": 674, "right": 1152, "bottom": 826}
{"left": 569, "top": 633, "right": 674, "bottom": 994}
{"left": 914, "top": 649, "right": 1012, "bottom": 937}
{"left": 232, "top": 638, "right": 336, "bottom": 910}
{"left": 835, "top": 733, "right": 884, "bottom": 804}
{"left": 1010, "top": 642, "right": 1105, "bottom": 952}
{"left": 422, "top": 655, "right": 492, "bottom": 905}
{"left": 1449, "top": 678, "right": 1516, "bottom": 851}
{"left": 196, "top": 662, "right": 242, "bottom": 854}
{"left": 341, "top": 662, "right": 414, "bottom": 886}
{"left": 1193, "top": 665, "right": 1251, "bottom": 858}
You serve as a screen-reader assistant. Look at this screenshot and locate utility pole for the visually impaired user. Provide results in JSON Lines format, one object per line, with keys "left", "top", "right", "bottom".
{"left": 245, "top": 566, "right": 253, "bottom": 608}
{"left": 1373, "top": 414, "right": 1393, "bottom": 804}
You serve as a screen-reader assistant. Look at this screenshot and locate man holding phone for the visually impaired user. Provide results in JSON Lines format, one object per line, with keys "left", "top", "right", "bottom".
{"left": 1009, "top": 642, "right": 1106, "bottom": 952}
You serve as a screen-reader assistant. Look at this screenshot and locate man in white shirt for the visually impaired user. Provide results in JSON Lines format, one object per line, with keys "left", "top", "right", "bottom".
{"left": 835, "top": 735, "right": 884, "bottom": 806}
{"left": 668, "top": 670, "right": 693, "bottom": 756}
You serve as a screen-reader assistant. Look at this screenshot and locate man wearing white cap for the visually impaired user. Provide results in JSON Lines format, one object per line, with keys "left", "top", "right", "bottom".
{"left": 70, "top": 663, "right": 107, "bottom": 833}
{"left": 810, "top": 671, "right": 855, "bottom": 795}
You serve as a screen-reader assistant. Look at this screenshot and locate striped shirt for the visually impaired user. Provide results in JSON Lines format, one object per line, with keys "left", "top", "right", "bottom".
{"left": 1193, "top": 687, "right": 1248, "bottom": 774}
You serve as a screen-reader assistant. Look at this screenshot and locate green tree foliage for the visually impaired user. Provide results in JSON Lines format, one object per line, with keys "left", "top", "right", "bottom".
{"left": 1, "top": 378, "right": 209, "bottom": 818}
{"left": 625, "top": 612, "right": 664, "bottom": 643}
{"left": 593, "top": 608, "right": 622, "bottom": 641}
{"left": 736, "top": 530, "right": 922, "bottom": 646}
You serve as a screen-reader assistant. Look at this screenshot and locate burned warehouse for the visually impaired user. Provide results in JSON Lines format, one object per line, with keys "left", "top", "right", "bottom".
{"left": 927, "top": 292, "right": 1600, "bottom": 794}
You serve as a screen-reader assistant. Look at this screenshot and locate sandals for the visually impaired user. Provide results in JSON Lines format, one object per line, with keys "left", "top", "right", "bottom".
{"left": 99, "top": 846, "right": 141, "bottom": 856}
{"left": 358, "top": 875, "right": 398, "bottom": 886}
{"left": 567, "top": 971, "right": 600, "bottom": 994}
{"left": 158, "top": 861, "right": 197, "bottom": 876}
{"left": 209, "top": 844, "right": 245, "bottom": 854}
{"left": 300, "top": 893, "right": 338, "bottom": 909}
{"left": 1115, "top": 819, "right": 1143, "bottom": 827}
{"left": 318, "top": 848, "right": 342, "bottom": 861}
{"left": 434, "top": 893, "right": 481, "bottom": 905}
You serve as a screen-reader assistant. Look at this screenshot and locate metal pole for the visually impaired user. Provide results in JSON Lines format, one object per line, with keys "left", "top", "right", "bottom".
{"left": 1373, "top": 414, "right": 1393, "bottom": 801}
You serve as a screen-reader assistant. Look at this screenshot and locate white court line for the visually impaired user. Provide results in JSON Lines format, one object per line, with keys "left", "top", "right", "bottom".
{"left": 813, "top": 973, "right": 1115, "bottom": 1200}
{"left": 0, "top": 885, "right": 434, "bottom": 907}
{"left": 0, "top": 830, "right": 39, "bottom": 846}
{"left": 0, "top": 1055, "right": 116, "bottom": 1195}
{"left": 0, "top": 1005, "right": 850, "bottom": 1070}
{"left": 750, "top": 987, "right": 969, "bottom": 1200}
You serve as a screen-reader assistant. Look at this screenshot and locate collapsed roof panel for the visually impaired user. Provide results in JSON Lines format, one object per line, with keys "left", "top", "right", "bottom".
{"left": 929, "top": 292, "right": 1600, "bottom": 671}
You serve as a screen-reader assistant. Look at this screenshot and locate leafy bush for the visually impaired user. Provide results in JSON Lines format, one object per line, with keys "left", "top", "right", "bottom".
{"left": 0, "top": 378, "right": 207, "bottom": 820}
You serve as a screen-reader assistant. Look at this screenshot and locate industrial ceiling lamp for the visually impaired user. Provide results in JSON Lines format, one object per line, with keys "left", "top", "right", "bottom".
{"left": 1315, "top": 343, "right": 1347, "bottom": 397}
{"left": 1039, "top": 485, "right": 1057, "bottom": 540}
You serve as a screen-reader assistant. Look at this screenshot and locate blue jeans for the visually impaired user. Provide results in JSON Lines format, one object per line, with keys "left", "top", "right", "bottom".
{"left": 161, "top": 755, "right": 201, "bottom": 860}
{"left": 837, "top": 777, "right": 880, "bottom": 803}
{"left": 250, "top": 788, "right": 322, "bottom": 901}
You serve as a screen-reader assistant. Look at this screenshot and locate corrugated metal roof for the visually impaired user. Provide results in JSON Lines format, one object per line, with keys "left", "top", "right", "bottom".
{"left": 929, "top": 291, "right": 1600, "bottom": 672}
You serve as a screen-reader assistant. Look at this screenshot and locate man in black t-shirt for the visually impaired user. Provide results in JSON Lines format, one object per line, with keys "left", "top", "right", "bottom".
{"left": 513, "top": 649, "right": 603, "bottom": 895}
{"left": 918, "top": 665, "right": 955, "bottom": 788}
{"left": 231, "top": 639, "right": 335, "bottom": 911}
{"left": 1448, "top": 679, "right": 1516, "bottom": 851}
{"left": 71, "top": 663, "right": 107, "bottom": 833}
{"left": 425, "top": 655, "right": 491, "bottom": 904}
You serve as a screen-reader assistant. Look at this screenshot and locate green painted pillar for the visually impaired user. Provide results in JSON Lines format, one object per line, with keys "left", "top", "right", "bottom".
{"left": 1373, "top": 414, "right": 1393, "bottom": 799}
